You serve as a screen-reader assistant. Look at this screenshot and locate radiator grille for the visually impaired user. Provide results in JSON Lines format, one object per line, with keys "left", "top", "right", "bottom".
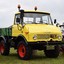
{"left": 37, "top": 34, "right": 58, "bottom": 39}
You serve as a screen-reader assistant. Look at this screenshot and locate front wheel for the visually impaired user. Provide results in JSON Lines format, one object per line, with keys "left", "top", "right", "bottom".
{"left": 17, "top": 41, "right": 32, "bottom": 60}
{"left": 44, "top": 46, "right": 60, "bottom": 58}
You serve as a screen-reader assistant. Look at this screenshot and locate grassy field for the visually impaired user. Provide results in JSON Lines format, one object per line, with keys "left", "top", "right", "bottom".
{"left": 0, "top": 48, "right": 64, "bottom": 64}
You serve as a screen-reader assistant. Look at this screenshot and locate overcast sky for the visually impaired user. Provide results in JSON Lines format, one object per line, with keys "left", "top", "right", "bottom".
{"left": 0, "top": 0, "right": 64, "bottom": 27}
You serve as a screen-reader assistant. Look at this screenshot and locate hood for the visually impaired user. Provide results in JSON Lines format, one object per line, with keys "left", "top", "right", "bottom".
{"left": 25, "top": 24, "right": 61, "bottom": 34}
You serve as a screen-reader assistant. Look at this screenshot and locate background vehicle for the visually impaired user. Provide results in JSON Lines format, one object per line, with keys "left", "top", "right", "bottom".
{"left": 59, "top": 24, "right": 64, "bottom": 52}
{"left": 59, "top": 25, "right": 64, "bottom": 41}
{"left": 0, "top": 5, "right": 63, "bottom": 60}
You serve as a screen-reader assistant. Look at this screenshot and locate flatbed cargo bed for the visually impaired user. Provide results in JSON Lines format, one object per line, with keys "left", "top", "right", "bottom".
{"left": 0, "top": 27, "right": 12, "bottom": 36}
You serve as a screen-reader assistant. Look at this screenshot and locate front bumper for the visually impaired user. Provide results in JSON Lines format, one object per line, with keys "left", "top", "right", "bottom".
{"left": 28, "top": 41, "right": 64, "bottom": 50}
{"left": 28, "top": 41, "right": 64, "bottom": 45}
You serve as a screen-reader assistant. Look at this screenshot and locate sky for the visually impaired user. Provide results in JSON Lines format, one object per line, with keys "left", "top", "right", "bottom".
{"left": 0, "top": 0, "right": 64, "bottom": 27}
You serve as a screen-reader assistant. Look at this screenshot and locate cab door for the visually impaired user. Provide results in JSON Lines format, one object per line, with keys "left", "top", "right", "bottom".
{"left": 12, "top": 14, "right": 22, "bottom": 36}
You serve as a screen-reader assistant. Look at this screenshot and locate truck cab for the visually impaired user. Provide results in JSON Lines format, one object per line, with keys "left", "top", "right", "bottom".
{"left": 13, "top": 10, "right": 62, "bottom": 42}
{"left": 0, "top": 6, "right": 63, "bottom": 60}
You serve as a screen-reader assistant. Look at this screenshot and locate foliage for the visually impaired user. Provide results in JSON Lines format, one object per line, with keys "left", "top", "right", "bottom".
{"left": 0, "top": 48, "right": 64, "bottom": 64}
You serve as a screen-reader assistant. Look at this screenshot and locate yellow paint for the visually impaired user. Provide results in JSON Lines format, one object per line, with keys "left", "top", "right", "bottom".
{"left": 12, "top": 11, "right": 62, "bottom": 42}
{"left": 12, "top": 24, "right": 62, "bottom": 42}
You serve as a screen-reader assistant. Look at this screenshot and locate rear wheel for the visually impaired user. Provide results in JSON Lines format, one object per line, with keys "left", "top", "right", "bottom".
{"left": 0, "top": 40, "right": 10, "bottom": 55}
{"left": 44, "top": 46, "right": 59, "bottom": 58}
{"left": 17, "top": 41, "right": 32, "bottom": 60}
{"left": 0, "top": 40, "right": 5, "bottom": 54}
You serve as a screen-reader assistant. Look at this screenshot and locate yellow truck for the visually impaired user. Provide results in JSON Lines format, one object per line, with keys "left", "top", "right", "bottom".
{"left": 0, "top": 5, "right": 63, "bottom": 60}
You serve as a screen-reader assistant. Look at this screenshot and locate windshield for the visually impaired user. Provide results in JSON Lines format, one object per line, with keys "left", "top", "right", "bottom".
{"left": 23, "top": 13, "right": 52, "bottom": 24}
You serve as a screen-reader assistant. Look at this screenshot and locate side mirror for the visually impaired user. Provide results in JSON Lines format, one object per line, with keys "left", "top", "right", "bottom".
{"left": 54, "top": 19, "right": 56, "bottom": 24}
{"left": 16, "top": 18, "right": 20, "bottom": 23}
{"left": 20, "top": 10, "right": 24, "bottom": 18}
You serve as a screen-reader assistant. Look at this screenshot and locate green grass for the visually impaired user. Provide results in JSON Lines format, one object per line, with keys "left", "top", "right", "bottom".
{"left": 0, "top": 48, "right": 64, "bottom": 64}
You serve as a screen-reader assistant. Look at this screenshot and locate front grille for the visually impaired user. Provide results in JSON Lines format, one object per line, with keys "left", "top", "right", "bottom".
{"left": 37, "top": 34, "right": 58, "bottom": 39}
{"left": 37, "top": 34, "right": 50, "bottom": 39}
{"left": 50, "top": 34, "right": 58, "bottom": 39}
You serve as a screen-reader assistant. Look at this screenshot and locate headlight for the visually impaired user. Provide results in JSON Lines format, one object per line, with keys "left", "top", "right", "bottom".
{"left": 33, "top": 35, "right": 37, "bottom": 40}
{"left": 58, "top": 35, "right": 62, "bottom": 39}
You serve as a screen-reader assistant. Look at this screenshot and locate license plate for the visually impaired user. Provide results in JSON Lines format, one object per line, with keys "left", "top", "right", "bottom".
{"left": 46, "top": 45, "right": 55, "bottom": 50}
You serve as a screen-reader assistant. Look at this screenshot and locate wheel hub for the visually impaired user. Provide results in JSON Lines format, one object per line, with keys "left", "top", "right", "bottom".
{"left": 18, "top": 44, "right": 26, "bottom": 58}
{"left": 0, "top": 43, "right": 4, "bottom": 54}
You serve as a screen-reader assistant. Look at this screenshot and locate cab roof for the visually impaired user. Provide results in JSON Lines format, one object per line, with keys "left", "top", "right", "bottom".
{"left": 15, "top": 10, "right": 50, "bottom": 15}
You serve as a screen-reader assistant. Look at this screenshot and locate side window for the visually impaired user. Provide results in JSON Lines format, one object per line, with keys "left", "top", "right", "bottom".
{"left": 14, "top": 14, "right": 20, "bottom": 24}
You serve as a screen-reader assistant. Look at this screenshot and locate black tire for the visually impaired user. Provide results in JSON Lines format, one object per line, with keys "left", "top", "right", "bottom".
{"left": 44, "top": 46, "right": 60, "bottom": 58}
{"left": 0, "top": 40, "right": 10, "bottom": 56}
{"left": 17, "top": 41, "right": 32, "bottom": 60}
{"left": 60, "top": 45, "right": 64, "bottom": 53}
